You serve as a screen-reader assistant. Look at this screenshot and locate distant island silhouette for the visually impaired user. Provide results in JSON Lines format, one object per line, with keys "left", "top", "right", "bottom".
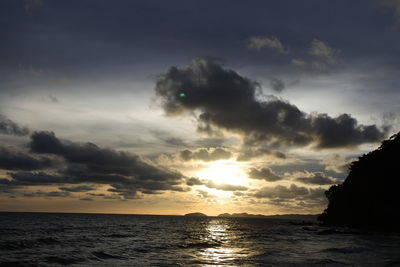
{"left": 319, "top": 132, "right": 400, "bottom": 232}
{"left": 218, "top": 213, "right": 318, "bottom": 221}
{"left": 184, "top": 212, "right": 207, "bottom": 217}
{"left": 184, "top": 212, "right": 318, "bottom": 221}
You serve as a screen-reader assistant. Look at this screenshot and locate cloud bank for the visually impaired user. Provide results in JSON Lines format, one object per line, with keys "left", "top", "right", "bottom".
{"left": 155, "top": 59, "right": 387, "bottom": 148}
{"left": 0, "top": 131, "right": 187, "bottom": 199}
{"left": 0, "top": 115, "right": 30, "bottom": 136}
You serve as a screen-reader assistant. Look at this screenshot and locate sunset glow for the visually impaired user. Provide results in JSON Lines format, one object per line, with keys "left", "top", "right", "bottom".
{"left": 0, "top": 0, "right": 399, "bottom": 216}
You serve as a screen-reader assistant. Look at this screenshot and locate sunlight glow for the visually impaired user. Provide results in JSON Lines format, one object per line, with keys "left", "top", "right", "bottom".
{"left": 197, "top": 160, "right": 248, "bottom": 186}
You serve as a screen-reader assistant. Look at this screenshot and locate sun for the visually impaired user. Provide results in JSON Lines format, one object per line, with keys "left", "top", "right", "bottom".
{"left": 197, "top": 160, "right": 248, "bottom": 186}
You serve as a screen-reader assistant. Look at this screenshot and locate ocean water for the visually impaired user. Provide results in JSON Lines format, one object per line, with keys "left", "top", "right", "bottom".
{"left": 1, "top": 213, "right": 400, "bottom": 266}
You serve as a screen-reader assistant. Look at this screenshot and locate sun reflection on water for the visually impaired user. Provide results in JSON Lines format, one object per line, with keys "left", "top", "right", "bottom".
{"left": 196, "top": 219, "right": 249, "bottom": 266}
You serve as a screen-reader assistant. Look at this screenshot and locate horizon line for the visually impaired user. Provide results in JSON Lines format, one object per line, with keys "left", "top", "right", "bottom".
{"left": 0, "top": 210, "right": 320, "bottom": 217}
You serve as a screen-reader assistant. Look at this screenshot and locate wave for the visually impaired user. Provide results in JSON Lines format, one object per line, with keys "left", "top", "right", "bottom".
{"left": 178, "top": 241, "right": 222, "bottom": 249}
{"left": 0, "top": 237, "right": 60, "bottom": 251}
{"left": 322, "top": 247, "right": 366, "bottom": 254}
{"left": 104, "top": 233, "right": 135, "bottom": 238}
{"left": 45, "top": 255, "right": 86, "bottom": 265}
{"left": 92, "top": 251, "right": 125, "bottom": 260}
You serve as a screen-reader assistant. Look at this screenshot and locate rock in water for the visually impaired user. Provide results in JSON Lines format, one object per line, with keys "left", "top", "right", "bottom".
{"left": 319, "top": 132, "right": 400, "bottom": 232}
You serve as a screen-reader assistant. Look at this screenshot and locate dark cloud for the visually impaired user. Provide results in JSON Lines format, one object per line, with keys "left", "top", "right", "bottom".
{"left": 194, "top": 137, "right": 226, "bottom": 148}
{"left": 87, "top": 192, "right": 120, "bottom": 200}
{"left": 30, "top": 131, "right": 180, "bottom": 180}
{"left": 59, "top": 185, "right": 96, "bottom": 192}
{"left": 163, "top": 137, "right": 187, "bottom": 147}
{"left": 179, "top": 147, "right": 232, "bottom": 162}
{"left": 295, "top": 172, "right": 338, "bottom": 185}
{"left": 236, "top": 147, "right": 286, "bottom": 161}
{"left": 0, "top": 115, "right": 29, "bottom": 136}
{"left": 9, "top": 171, "right": 72, "bottom": 185}
{"left": 252, "top": 184, "right": 326, "bottom": 206}
{"left": 311, "top": 114, "right": 388, "bottom": 148}
{"left": 0, "top": 179, "right": 18, "bottom": 194}
{"left": 0, "top": 131, "right": 186, "bottom": 199}
{"left": 23, "top": 190, "right": 71, "bottom": 198}
{"left": 79, "top": 197, "right": 94, "bottom": 201}
{"left": 0, "top": 147, "right": 54, "bottom": 170}
{"left": 248, "top": 167, "right": 283, "bottom": 182}
{"left": 186, "top": 177, "right": 203, "bottom": 186}
{"left": 47, "top": 94, "right": 59, "bottom": 103}
{"left": 151, "top": 130, "right": 188, "bottom": 147}
{"left": 269, "top": 78, "right": 285, "bottom": 92}
{"left": 155, "top": 59, "right": 387, "bottom": 148}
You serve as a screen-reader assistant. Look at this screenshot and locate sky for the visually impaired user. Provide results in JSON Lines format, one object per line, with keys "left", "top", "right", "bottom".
{"left": 0, "top": 0, "right": 399, "bottom": 215}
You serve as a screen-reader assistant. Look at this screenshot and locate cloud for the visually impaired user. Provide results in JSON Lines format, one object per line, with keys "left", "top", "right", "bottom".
{"left": 247, "top": 36, "right": 287, "bottom": 53}
{"left": 155, "top": 58, "right": 387, "bottom": 148}
{"left": 252, "top": 184, "right": 326, "bottom": 207}
{"left": 206, "top": 181, "right": 248, "bottom": 191}
{"left": 87, "top": 192, "right": 120, "bottom": 200}
{"left": 47, "top": 95, "right": 59, "bottom": 103}
{"left": 80, "top": 197, "right": 94, "bottom": 201}
{"left": 186, "top": 177, "right": 204, "bottom": 186}
{"left": 7, "top": 171, "right": 72, "bottom": 185}
{"left": 179, "top": 148, "right": 232, "bottom": 162}
{"left": 248, "top": 167, "right": 282, "bottom": 182}
{"left": 294, "top": 171, "right": 338, "bottom": 185}
{"left": 197, "top": 189, "right": 213, "bottom": 198}
{"left": 186, "top": 177, "right": 247, "bottom": 191}
{"left": 151, "top": 129, "right": 188, "bottom": 147}
{"left": 194, "top": 137, "right": 226, "bottom": 148}
{"left": 292, "top": 39, "right": 340, "bottom": 71}
{"left": 321, "top": 154, "right": 352, "bottom": 174}
{"left": 163, "top": 137, "right": 187, "bottom": 147}
{"left": 30, "top": 131, "right": 180, "bottom": 180}
{"left": 309, "top": 39, "right": 338, "bottom": 63}
{"left": 23, "top": 190, "right": 71, "bottom": 198}
{"left": 291, "top": 58, "right": 307, "bottom": 67}
{"left": 253, "top": 184, "right": 309, "bottom": 199}
{"left": 236, "top": 147, "right": 287, "bottom": 161}
{"left": 59, "top": 185, "right": 96, "bottom": 192}
{"left": 0, "top": 131, "right": 188, "bottom": 199}
{"left": 269, "top": 78, "right": 285, "bottom": 92}
{"left": 0, "top": 115, "right": 30, "bottom": 136}
{"left": 0, "top": 147, "right": 54, "bottom": 171}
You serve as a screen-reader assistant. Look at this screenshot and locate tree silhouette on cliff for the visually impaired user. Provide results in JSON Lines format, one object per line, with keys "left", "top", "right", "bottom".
{"left": 319, "top": 132, "right": 400, "bottom": 231}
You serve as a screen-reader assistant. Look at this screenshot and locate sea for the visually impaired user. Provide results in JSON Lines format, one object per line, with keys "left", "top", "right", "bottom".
{"left": 1, "top": 212, "right": 400, "bottom": 266}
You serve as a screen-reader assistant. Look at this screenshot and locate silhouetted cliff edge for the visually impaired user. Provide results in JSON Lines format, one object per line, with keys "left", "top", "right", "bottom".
{"left": 319, "top": 132, "right": 400, "bottom": 232}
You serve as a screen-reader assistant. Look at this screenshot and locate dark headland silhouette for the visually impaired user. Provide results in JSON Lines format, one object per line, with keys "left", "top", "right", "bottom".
{"left": 319, "top": 132, "right": 400, "bottom": 232}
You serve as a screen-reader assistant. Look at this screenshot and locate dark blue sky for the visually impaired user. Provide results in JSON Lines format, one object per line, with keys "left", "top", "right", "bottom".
{"left": 1, "top": 0, "right": 399, "bottom": 77}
